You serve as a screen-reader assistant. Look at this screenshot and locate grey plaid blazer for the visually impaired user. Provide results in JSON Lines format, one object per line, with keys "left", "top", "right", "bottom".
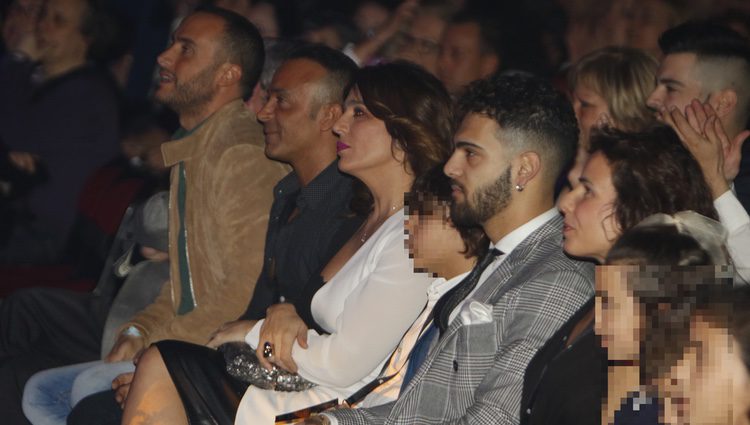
{"left": 329, "top": 215, "right": 594, "bottom": 425}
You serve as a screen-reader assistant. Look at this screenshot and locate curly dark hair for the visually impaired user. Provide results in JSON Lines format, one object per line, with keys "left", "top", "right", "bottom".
{"left": 457, "top": 73, "right": 579, "bottom": 184}
{"left": 589, "top": 125, "right": 718, "bottom": 232}
{"left": 346, "top": 61, "right": 455, "bottom": 213}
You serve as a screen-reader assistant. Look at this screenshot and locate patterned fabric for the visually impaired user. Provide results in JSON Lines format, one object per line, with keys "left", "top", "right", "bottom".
{"left": 328, "top": 215, "right": 594, "bottom": 425}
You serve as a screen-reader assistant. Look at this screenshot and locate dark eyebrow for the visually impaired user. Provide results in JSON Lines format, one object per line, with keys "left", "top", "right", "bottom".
{"left": 454, "top": 141, "right": 484, "bottom": 151}
{"left": 344, "top": 99, "right": 364, "bottom": 108}
{"left": 267, "top": 88, "right": 288, "bottom": 95}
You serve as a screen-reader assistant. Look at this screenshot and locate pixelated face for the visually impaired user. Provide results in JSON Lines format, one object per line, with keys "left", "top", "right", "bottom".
{"left": 559, "top": 152, "right": 620, "bottom": 262}
{"left": 334, "top": 87, "right": 402, "bottom": 177}
{"left": 258, "top": 59, "right": 329, "bottom": 163}
{"left": 393, "top": 13, "right": 446, "bottom": 76}
{"left": 437, "top": 22, "right": 487, "bottom": 95}
{"left": 35, "top": 0, "right": 88, "bottom": 67}
{"left": 595, "top": 265, "right": 642, "bottom": 361}
{"left": 405, "top": 200, "right": 465, "bottom": 276}
{"left": 661, "top": 318, "right": 750, "bottom": 425}
{"left": 154, "top": 13, "right": 224, "bottom": 114}
{"left": 444, "top": 113, "right": 514, "bottom": 228}
{"left": 647, "top": 53, "right": 704, "bottom": 117}
{"left": 572, "top": 83, "right": 610, "bottom": 150}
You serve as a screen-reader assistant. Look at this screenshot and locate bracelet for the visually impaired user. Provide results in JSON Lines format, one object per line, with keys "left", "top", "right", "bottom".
{"left": 122, "top": 325, "right": 143, "bottom": 338}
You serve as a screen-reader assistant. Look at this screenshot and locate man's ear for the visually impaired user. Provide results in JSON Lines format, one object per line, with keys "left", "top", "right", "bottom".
{"left": 711, "top": 89, "right": 738, "bottom": 119}
{"left": 479, "top": 53, "right": 500, "bottom": 79}
{"left": 217, "top": 63, "right": 242, "bottom": 88}
{"left": 514, "top": 151, "right": 541, "bottom": 188}
{"left": 318, "top": 103, "right": 343, "bottom": 132}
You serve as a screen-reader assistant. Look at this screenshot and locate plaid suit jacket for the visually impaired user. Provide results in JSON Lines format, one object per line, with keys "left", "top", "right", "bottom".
{"left": 329, "top": 215, "right": 594, "bottom": 425}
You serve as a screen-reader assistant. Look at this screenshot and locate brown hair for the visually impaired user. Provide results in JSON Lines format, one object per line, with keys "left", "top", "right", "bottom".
{"left": 588, "top": 125, "right": 718, "bottom": 232}
{"left": 405, "top": 169, "right": 488, "bottom": 259}
{"left": 346, "top": 61, "right": 455, "bottom": 213}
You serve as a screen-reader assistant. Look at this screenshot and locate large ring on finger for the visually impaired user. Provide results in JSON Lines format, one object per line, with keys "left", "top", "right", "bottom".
{"left": 262, "top": 341, "right": 274, "bottom": 358}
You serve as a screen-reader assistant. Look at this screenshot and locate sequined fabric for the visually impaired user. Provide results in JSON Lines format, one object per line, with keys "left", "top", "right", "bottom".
{"left": 219, "top": 342, "right": 317, "bottom": 392}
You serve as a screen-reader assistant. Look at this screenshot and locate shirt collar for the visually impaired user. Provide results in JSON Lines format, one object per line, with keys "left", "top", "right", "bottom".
{"left": 426, "top": 271, "right": 470, "bottom": 302}
{"left": 492, "top": 208, "right": 559, "bottom": 256}
{"left": 295, "top": 160, "right": 351, "bottom": 211}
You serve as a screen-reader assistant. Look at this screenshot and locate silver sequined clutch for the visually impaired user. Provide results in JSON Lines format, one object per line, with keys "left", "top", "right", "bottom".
{"left": 219, "top": 342, "right": 317, "bottom": 392}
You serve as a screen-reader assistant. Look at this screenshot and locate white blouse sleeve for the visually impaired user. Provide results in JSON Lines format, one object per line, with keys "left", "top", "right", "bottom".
{"left": 715, "top": 190, "right": 750, "bottom": 284}
{"left": 290, "top": 228, "right": 431, "bottom": 388}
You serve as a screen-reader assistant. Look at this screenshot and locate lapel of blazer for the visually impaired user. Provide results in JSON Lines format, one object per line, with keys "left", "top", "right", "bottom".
{"left": 399, "top": 215, "right": 564, "bottom": 396}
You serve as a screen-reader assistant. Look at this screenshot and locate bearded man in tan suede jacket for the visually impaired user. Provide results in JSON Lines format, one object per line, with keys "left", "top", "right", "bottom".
{"left": 107, "top": 7, "right": 288, "bottom": 361}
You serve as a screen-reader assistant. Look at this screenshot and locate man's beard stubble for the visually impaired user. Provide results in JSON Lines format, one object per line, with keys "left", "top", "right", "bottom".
{"left": 450, "top": 165, "right": 513, "bottom": 227}
{"left": 158, "top": 61, "right": 220, "bottom": 116}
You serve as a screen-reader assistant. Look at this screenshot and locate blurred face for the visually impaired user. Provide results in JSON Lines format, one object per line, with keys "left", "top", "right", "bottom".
{"left": 393, "top": 13, "right": 446, "bottom": 75}
{"left": 626, "top": 0, "right": 675, "bottom": 57}
{"left": 248, "top": 3, "right": 279, "bottom": 38}
{"left": 154, "top": 13, "right": 224, "bottom": 114}
{"left": 35, "top": 0, "right": 88, "bottom": 67}
{"left": 661, "top": 318, "right": 750, "bottom": 425}
{"left": 437, "top": 22, "right": 497, "bottom": 96}
{"left": 647, "top": 53, "right": 704, "bottom": 117}
{"left": 595, "top": 265, "right": 642, "bottom": 361}
{"left": 559, "top": 152, "right": 619, "bottom": 262}
{"left": 354, "top": 1, "right": 389, "bottom": 35}
{"left": 333, "top": 87, "right": 403, "bottom": 177}
{"left": 405, "top": 202, "right": 465, "bottom": 276}
{"left": 257, "top": 59, "right": 328, "bottom": 163}
{"left": 444, "top": 113, "right": 513, "bottom": 228}
{"left": 572, "top": 83, "right": 610, "bottom": 149}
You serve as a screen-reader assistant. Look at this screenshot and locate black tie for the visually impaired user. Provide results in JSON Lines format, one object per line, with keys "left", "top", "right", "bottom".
{"left": 433, "top": 248, "right": 501, "bottom": 336}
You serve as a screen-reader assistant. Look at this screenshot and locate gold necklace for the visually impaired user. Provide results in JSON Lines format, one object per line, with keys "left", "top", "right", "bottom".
{"left": 359, "top": 203, "right": 403, "bottom": 243}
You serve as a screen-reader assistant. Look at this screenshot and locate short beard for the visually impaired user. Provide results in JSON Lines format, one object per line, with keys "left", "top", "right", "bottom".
{"left": 158, "top": 61, "right": 221, "bottom": 116}
{"left": 450, "top": 165, "right": 513, "bottom": 227}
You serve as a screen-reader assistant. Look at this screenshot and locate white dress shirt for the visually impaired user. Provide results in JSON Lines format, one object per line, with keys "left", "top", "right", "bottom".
{"left": 715, "top": 190, "right": 750, "bottom": 284}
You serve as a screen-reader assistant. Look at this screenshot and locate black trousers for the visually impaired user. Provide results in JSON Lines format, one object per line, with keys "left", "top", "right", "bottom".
{"left": 0, "top": 287, "right": 107, "bottom": 425}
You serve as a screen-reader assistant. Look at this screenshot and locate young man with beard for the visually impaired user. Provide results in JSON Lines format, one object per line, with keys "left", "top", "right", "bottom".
{"left": 2, "top": 7, "right": 287, "bottom": 425}
{"left": 308, "top": 74, "right": 594, "bottom": 425}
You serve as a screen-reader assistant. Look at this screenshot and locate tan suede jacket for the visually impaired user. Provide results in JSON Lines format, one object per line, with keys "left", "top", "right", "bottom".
{"left": 124, "top": 100, "right": 289, "bottom": 345}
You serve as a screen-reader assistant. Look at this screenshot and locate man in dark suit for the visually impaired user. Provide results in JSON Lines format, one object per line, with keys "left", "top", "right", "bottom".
{"left": 311, "top": 73, "right": 595, "bottom": 424}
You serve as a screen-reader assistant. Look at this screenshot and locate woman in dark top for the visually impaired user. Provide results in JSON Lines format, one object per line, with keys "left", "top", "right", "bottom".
{"left": 521, "top": 126, "right": 718, "bottom": 425}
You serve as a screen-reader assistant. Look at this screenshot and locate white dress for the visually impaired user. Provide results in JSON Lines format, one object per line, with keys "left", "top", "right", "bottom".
{"left": 235, "top": 209, "right": 433, "bottom": 424}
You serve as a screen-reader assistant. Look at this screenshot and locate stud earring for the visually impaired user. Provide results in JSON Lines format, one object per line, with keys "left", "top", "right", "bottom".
{"left": 515, "top": 184, "right": 524, "bottom": 192}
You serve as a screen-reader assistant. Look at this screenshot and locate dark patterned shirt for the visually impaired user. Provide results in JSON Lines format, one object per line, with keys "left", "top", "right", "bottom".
{"left": 240, "top": 160, "right": 362, "bottom": 320}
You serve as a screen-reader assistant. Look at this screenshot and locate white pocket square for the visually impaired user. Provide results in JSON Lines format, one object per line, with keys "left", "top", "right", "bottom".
{"left": 458, "top": 300, "right": 493, "bottom": 325}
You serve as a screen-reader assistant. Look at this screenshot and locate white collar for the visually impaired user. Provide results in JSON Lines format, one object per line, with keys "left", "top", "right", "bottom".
{"left": 426, "top": 271, "right": 470, "bottom": 301}
{"left": 491, "top": 208, "right": 559, "bottom": 256}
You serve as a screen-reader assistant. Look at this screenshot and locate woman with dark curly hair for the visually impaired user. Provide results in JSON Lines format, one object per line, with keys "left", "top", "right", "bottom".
{"left": 520, "top": 125, "right": 721, "bottom": 425}
{"left": 119, "top": 60, "right": 458, "bottom": 425}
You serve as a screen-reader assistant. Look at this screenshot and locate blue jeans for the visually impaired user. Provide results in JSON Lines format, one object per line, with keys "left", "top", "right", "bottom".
{"left": 22, "top": 361, "right": 135, "bottom": 425}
